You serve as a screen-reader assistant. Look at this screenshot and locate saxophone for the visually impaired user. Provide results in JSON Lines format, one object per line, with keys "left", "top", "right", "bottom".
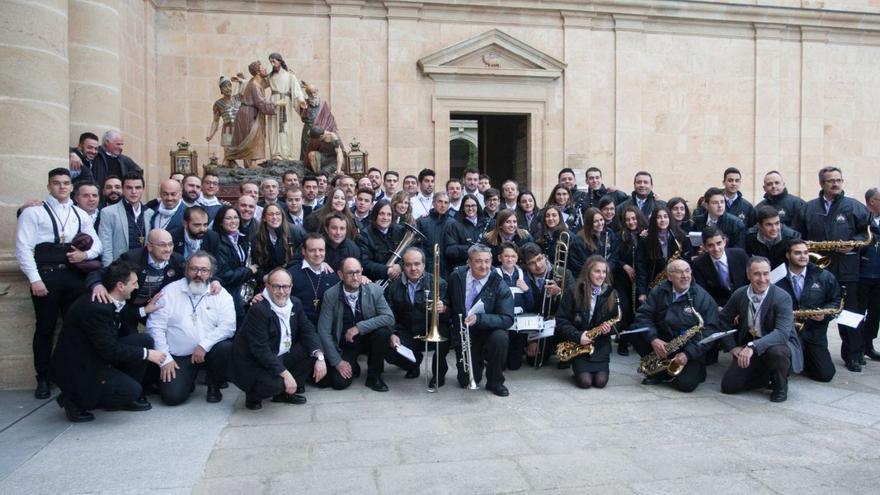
{"left": 649, "top": 236, "right": 683, "bottom": 290}
{"left": 638, "top": 304, "right": 704, "bottom": 377}
{"left": 556, "top": 299, "right": 621, "bottom": 362}
{"left": 240, "top": 245, "right": 256, "bottom": 304}
{"left": 805, "top": 226, "right": 873, "bottom": 269}
{"left": 793, "top": 296, "right": 845, "bottom": 331}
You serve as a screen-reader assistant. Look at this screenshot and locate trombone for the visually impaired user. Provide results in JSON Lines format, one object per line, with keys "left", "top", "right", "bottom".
{"left": 377, "top": 223, "right": 427, "bottom": 289}
{"left": 535, "top": 231, "right": 570, "bottom": 368}
{"left": 417, "top": 244, "right": 447, "bottom": 393}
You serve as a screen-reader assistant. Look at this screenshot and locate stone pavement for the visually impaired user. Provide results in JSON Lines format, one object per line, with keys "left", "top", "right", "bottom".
{"left": 2, "top": 329, "right": 879, "bottom": 495}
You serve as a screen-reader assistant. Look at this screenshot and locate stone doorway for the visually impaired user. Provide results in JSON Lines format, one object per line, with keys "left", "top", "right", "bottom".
{"left": 449, "top": 113, "right": 529, "bottom": 188}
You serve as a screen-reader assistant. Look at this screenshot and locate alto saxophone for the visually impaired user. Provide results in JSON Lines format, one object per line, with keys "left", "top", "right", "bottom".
{"left": 793, "top": 296, "right": 845, "bottom": 331}
{"left": 556, "top": 300, "right": 621, "bottom": 362}
{"left": 805, "top": 226, "right": 873, "bottom": 269}
{"left": 649, "top": 236, "right": 683, "bottom": 290}
{"left": 638, "top": 304, "right": 704, "bottom": 377}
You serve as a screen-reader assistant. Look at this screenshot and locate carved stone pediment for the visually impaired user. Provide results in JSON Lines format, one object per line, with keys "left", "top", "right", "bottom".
{"left": 418, "top": 29, "right": 566, "bottom": 81}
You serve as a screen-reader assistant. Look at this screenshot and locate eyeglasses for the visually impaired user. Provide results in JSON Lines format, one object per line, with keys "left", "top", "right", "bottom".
{"left": 268, "top": 284, "right": 292, "bottom": 291}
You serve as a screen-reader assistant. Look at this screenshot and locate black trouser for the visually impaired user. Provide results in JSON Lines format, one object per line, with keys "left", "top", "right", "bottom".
{"left": 721, "top": 344, "right": 791, "bottom": 394}
{"left": 859, "top": 278, "right": 880, "bottom": 349}
{"left": 96, "top": 333, "right": 153, "bottom": 410}
{"left": 632, "top": 338, "right": 706, "bottom": 392}
{"left": 455, "top": 328, "right": 508, "bottom": 388}
{"left": 385, "top": 333, "right": 450, "bottom": 379}
{"left": 32, "top": 267, "right": 85, "bottom": 380}
{"left": 318, "top": 327, "right": 392, "bottom": 390}
{"left": 801, "top": 340, "right": 835, "bottom": 383}
{"left": 507, "top": 332, "right": 529, "bottom": 370}
{"left": 247, "top": 343, "right": 314, "bottom": 401}
{"left": 159, "top": 339, "right": 232, "bottom": 406}
{"left": 838, "top": 281, "right": 863, "bottom": 361}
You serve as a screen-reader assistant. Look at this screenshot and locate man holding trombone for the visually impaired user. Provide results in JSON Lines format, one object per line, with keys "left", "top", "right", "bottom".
{"left": 448, "top": 244, "right": 514, "bottom": 396}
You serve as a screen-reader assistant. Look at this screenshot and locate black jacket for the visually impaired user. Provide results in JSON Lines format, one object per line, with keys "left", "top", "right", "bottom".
{"left": 582, "top": 229, "right": 621, "bottom": 273}
{"left": 523, "top": 262, "right": 575, "bottom": 315}
{"left": 691, "top": 212, "right": 746, "bottom": 249}
{"left": 631, "top": 281, "right": 721, "bottom": 360}
{"left": 635, "top": 232, "right": 693, "bottom": 297}
{"left": 384, "top": 273, "right": 448, "bottom": 339}
{"left": 445, "top": 216, "right": 492, "bottom": 272}
{"left": 755, "top": 189, "right": 807, "bottom": 230}
{"left": 801, "top": 192, "right": 871, "bottom": 282}
{"left": 170, "top": 227, "right": 221, "bottom": 258}
{"left": 691, "top": 248, "right": 749, "bottom": 307}
{"left": 556, "top": 285, "right": 620, "bottom": 365}
{"left": 724, "top": 191, "right": 756, "bottom": 227}
{"left": 616, "top": 192, "right": 666, "bottom": 219}
{"left": 229, "top": 297, "right": 321, "bottom": 395}
{"left": 744, "top": 224, "right": 801, "bottom": 269}
{"left": 91, "top": 147, "right": 143, "bottom": 187}
{"left": 775, "top": 263, "right": 842, "bottom": 345}
{"left": 417, "top": 209, "right": 456, "bottom": 277}
{"left": 215, "top": 233, "right": 254, "bottom": 320}
{"left": 325, "top": 238, "right": 361, "bottom": 271}
{"left": 447, "top": 267, "right": 514, "bottom": 345}
{"left": 356, "top": 223, "right": 404, "bottom": 281}
{"left": 50, "top": 295, "right": 151, "bottom": 410}
{"left": 583, "top": 186, "right": 628, "bottom": 210}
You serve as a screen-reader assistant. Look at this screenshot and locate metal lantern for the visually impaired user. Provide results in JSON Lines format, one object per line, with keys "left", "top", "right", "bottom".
{"left": 345, "top": 138, "right": 367, "bottom": 179}
{"left": 170, "top": 138, "right": 197, "bottom": 175}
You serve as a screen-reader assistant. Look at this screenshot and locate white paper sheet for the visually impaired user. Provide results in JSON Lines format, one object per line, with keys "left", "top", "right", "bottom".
{"left": 836, "top": 310, "right": 866, "bottom": 328}
{"left": 395, "top": 344, "right": 417, "bottom": 363}
{"left": 528, "top": 318, "right": 556, "bottom": 341}
{"left": 770, "top": 263, "right": 788, "bottom": 284}
{"left": 688, "top": 231, "right": 703, "bottom": 247}
{"left": 467, "top": 300, "right": 485, "bottom": 317}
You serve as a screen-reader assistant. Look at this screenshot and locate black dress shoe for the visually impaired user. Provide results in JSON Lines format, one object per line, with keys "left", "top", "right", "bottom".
{"left": 57, "top": 396, "right": 95, "bottom": 423}
{"left": 770, "top": 383, "right": 788, "bottom": 403}
{"left": 271, "top": 393, "right": 307, "bottom": 405}
{"left": 35, "top": 379, "right": 51, "bottom": 400}
{"left": 245, "top": 400, "right": 262, "bottom": 410}
{"left": 123, "top": 397, "right": 152, "bottom": 412}
{"left": 428, "top": 376, "right": 445, "bottom": 389}
{"left": 485, "top": 383, "right": 509, "bottom": 397}
{"left": 641, "top": 376, "right": 662, "bottom": 385}
{"left": 405, "top": 368, "right": 420, "bottom": 379}
{"left": 365, "top": 376, "right": 389, "bottom": 392}
{"left": 617, "top": 344, "right": 630, "bottom": 356}
{"left": 866, "top": 349, "right": 880, "bottom": 361}
{"left": 206, "top": 385, "right": 223, "bottom": 403}
{"left": 858, "top": 354, "right": 867, "bottom": 366}
{"left": 845, "top": 360, "right": 863, "bottom": 372}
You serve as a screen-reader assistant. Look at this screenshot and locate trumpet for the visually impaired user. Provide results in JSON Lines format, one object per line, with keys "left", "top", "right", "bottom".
{"left": 458, "top": 314, "right": 479, "bottom": 390}
{"left": 377, "top": 223, "right": 427, "bottom": 289}
{"left": 793, "top": 296, "right": 845, "bottom": 331}
{"left": 806, "top": 226, "right": 873, "bottom": 269}
{"left": 556, "top": 299, "right": 621, "bottom": 362}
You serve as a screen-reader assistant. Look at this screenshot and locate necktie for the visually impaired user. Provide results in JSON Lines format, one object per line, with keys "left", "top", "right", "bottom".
{"left": 346, "top": 293, "right": 358, "bottom": 312}
{"left": 465, "top": 280, "right": 480, "bottom": 310}
{"left": 715, "top": 260, "right": 730, "bottom": 290}
{"left": 408, "top": 283, "right": 417, "bottom": 304}
{"left": 792, "top": 275, "right": 803, "bottom": 301}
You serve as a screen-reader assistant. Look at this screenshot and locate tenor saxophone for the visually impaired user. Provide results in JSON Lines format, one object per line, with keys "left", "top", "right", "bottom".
{"left": 556, "top": 300, "right": 621, "bottom": 362}
{"left": 793, "top": 296, "right": 845, "bottom": 331}
{"left": 638, "top": 304, "right": 704, "bottom": 377}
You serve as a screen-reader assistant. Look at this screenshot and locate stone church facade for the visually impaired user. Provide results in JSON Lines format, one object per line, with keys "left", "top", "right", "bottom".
{"left": 1, "top": 0, "right": 879, "bottom": 387}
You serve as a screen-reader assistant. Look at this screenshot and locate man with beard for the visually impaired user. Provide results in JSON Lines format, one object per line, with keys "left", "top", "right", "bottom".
{"left": 99, "top": 172, "right": 154, "bottom": 265}
{"left": 299, "top": 83, "right": 339, "bottom": 161}
{"left": 69, "top": 132, "right": 99, "bottom": 182}
{"left": 462, "top": 168, "right": 484, "bottom": 207}
{"left": 171, "top": 206, "right": 221, "bottom": 260}
{"left": 181, "top": 174, "right": 202, "bottom": 207}
{"left": 755, "top": 171, "right": 807, "bottom": 230}
{"left": 150, "top": 179, "right": 186, "bottom": 232}
{"left": 196, "top": 171, "right": 224, "bottom": 221}
{"left": 101, "top": 175, "right": 122, "bottom": 207}
{"left": 237, "top": 195, "right": 260, "bottom": 239}
{"left": 91, "top": 129, "right": 143, "bottom": 188}
{"left": 73, "top": 181, "right": 101, "bottom": 225}
{"left": 446, "top": 178, "right": 463, "bottom": 216}
{"left": 266, "top": 52, "right": 306, "bottom": 160}
{"left": 322, "top": 213, "right": 361, "bottom": 271}
{"left": 301, "top": 175, "right": 320, "bottom": 217}
{"left": 147, "top": 251, "right": 235, "bottom": 405}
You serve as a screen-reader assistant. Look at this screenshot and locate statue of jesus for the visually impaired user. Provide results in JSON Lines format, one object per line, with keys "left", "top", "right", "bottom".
{"left": 265, "top": 52, "right": 306, "bottom": 160}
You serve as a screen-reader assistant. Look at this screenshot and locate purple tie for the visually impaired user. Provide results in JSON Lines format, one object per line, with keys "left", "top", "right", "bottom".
{"left": 465, "top": 280, "right": 480, "bottom": 310}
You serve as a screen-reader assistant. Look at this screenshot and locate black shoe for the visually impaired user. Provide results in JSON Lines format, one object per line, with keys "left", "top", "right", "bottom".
{"left": 858, "top": 354, "right": 867, "bottom": 366}
{"left": 641, "top": 376, "right": 662, "bottom": 386}
{"left": 428, "top": 376, "right": 445, "bottom": 389}
{"left": 271, "top": 393, "right": 307, "bottom": 405}
{"left": 866, "top": 349, "right": 880, "bottom": 361}
{"left": 35, "top": 379, "right": 51, "bottom": 400}
{"left": 352, "top": 366, "right": 362, "bottom": 379}
{"left": 206, "top": 385, "right": 223, "bottom": 403}
{"left": 57, "top": 395, "right": 94, "bottom": 423}
{"left": 405, "top": 368, "right": 420, "bottom": 379}
{"left": 457, "top": 371, "right": 468, "bottom": 389}
{"left": 123, "top": 397, "right": 152, "bottom": 412}
{"left": 485, "top": 383, "right": 509, "bottom": 397}
{"left": 219, "top": 381, "right": 229, "bottom": 389}
{"left": 845, "top": 360, "right": 863, "bottom": 372}
{"left": 556, "top": 361, "right": 570, "bottom": 370}
{"left": 770, "top": 383, "right": 788, "bottom": 403}
{"left": 617, "top": 344, "right": 630, "bottom": 356}
{"left": 365, "top": 376, "right": 389, "bottom": 392}
{"left": 245, "top": 399, "right": 262, "bottom": 410}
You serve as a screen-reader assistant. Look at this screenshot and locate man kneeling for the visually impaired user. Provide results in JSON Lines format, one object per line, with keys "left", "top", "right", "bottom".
{"left": 51, "top": 260, "right": 165, "bottom": 422}
{"left": 230, "top": 268, "right": 326, "bottom": 410}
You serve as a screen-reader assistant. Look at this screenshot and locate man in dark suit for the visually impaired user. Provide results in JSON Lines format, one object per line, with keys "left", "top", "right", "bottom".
{"left": 720, "top": 256, "right": 801, "bottom": 402}
{"left": 170, "top": 206, "right": 221, "bottom": 260}
{"left": 615, "top": 171, "right": 666, "bottom": 219}
{"left": 50, "top": 260, "right": 166, "bottom": 422}
{"left": 90, "top": 129, "right": 143, "bottom": 188}
{"left": 384, "top": 247, "right": 450, "bottom": 389}
{"left": 448, "top": 244, "right": 515, "bottom": 396}
{"left": 692, "top": 187, "right": 746, "bottom": 249}
{"left": 289, "top": 234, "right": 340, "bottom": 325}
{"left": 692, "top": 226, "right": 748, "bottom": 309}
{"left": 316, "top": 257, "right": 395, "bottom": 391}
{"left": 230, "top": 268, "right": 325, "bottom": 410}
{"left": 776, "top": 239, "right": 841, "bottom": 382}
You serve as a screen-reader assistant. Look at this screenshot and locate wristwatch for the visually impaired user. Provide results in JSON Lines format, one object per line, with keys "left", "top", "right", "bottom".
{"left": 746, "top": 341, "right": 756, "bottom": 350}
{"left": 316, "top": 353, "right": 325, "bottom": 362}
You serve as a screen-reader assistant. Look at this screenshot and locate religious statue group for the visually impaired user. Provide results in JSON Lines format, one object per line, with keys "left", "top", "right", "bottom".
{"left": 207, "top": 53, "right": 343, "bottom": 173}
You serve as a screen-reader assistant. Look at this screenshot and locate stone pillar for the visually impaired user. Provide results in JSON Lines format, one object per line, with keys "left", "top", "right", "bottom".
{"left": 799, "top": 28, "right": 828, "bottom": 197}
{"left": 562, "top": 12, "right": 593, "bottom": 172}
{"left": 613, "top": 15, "right": 646, "bottom": 186}
{"left": 754, "top": 24, "right": 784, "bottom": 202}
{"left": 69, "top": 0, "right": 121, "bottom": 144}
{"left": 0, "top": 0, "right": 70, "bottom": 389}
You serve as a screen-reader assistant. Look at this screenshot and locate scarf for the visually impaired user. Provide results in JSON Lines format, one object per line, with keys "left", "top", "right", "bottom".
{"left": 263, "top": 288, "right": 293, "bottom": 355}
{"left": 155, "top": 200, "right": 181, "bottom": 226}
{"left": 197, "top": 194, "right": 221, "bottom": 207}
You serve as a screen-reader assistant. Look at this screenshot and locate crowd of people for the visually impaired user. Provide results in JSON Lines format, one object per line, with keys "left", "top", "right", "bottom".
{"left": 16, "top": 130, "right": 880, "bottom": 422}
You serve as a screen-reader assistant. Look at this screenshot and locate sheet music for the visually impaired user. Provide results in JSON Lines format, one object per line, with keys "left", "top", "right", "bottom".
{"left": 836, "top": 310, "right": 866, "bottom": 328}
{"left": 395, "top": 344, "right": 417, "bottom": 363}
{"left": 467, "top": 300, "right": 485, "bottom": 317}
{"left": 528, "top": 318, "right": 555, "bottom": 341}
{"left": 770, "top": 263, "right": 787, "bottom": 284}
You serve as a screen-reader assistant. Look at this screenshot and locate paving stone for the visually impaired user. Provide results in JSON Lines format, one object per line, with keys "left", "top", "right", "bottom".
{"left": 514, "top": 452, "right": 654, "bottom": 490}
{"left": 216, "top": 421, "right": 349, "bottom": 449}
{"left": 192, "top": 475, "right": 267, "bottom": 495}
{"left": 310, "top": 439, "right": 400, "bottom": 468}
{"left": 376, "top": 459, "right": 530, "bottom": 494}
{"left": 204, "top": 445, "right": 311, "bottom": 478}
{"left": 268, "top": 468, "right": 379, "bottom": 495}
{"left": 630, "top": 473, "right": 777, "bottom": 495}
{"left": 397, "top": 430, "right": 533, "bottom": 464}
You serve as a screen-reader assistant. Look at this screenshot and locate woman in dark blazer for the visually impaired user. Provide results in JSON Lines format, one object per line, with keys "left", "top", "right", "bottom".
{"left": 636, "top": 205, "right": 692, "bottom": 303}
{"left": 555, "top": 255, "right": 621, "bottom": 389}
{"left": 356, "top": 200, "right": 404, "bottom": 283}
{"left": 213, "top": 206, "right": 257, "bottom": 325}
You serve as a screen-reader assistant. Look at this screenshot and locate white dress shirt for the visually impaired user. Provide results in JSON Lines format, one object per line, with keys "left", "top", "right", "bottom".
{"left": 411, "top": 192, "right": 434, "bottom": 219}
{"left": 146, "top": 278, "right": 236, "bottom": 366}
{"left": 15, "top": 195, "right": 102, "bottom": 283}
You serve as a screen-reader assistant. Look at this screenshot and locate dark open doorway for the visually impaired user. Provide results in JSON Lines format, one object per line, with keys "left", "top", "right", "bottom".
{"left": 449, "top": 113, "right": 529, "bottom": 189}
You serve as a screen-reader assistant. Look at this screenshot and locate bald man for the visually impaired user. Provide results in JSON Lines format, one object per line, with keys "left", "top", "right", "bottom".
{"left": 86, "top": 229, "right": 186, "bottom": 335}
{"left": 150, "top": 179, "right": 186, "bottom": 232}
{"left": 630, "top": 258, "right": 722, "bottom": 393}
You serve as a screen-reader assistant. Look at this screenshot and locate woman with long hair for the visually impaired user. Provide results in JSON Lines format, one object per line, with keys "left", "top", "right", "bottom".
{"left": 667, "top": 196, "right": 693, "bottom": 232}
{"left": 597, "top": 196, "right": 619, "bottom": 232}
{"left": 390, "top": 190, "right": 415, "bottom": 225}
{"left": 483, "top": 209, "right": 532, "bottom": 265}
{"left": 579, "top": 207, "right": 620, "bottom": 269}
{"left": 635, "top": 205, "right": 692, "bottom": 304}
{"left": 304, "top": 186, "right": 357, "bottom": 237}
{"left": 613, "top": 204, "right": 648, "bottom": 355}
{"left": 535, "top": 205, "right": 587, "bottom": 278}
{"left": 515, "top": 190, "right": 540, "bottom": 236}
{"left": 544, "top": 184, "right": 579, "bottom": 233}
{"left": 212, "top": 206, "right": 257, "bottom": 325}
{"left": 444, "top": 194, "right": 492, "bottom": 271}
{"left": 555, "top": 255, "right": 619, "bottom": 389}
{"left": 252, "top": 204, "right": 297, "bottom": 281}
{"left": 356, "top": 200, "right": 404, "bottom": 283}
